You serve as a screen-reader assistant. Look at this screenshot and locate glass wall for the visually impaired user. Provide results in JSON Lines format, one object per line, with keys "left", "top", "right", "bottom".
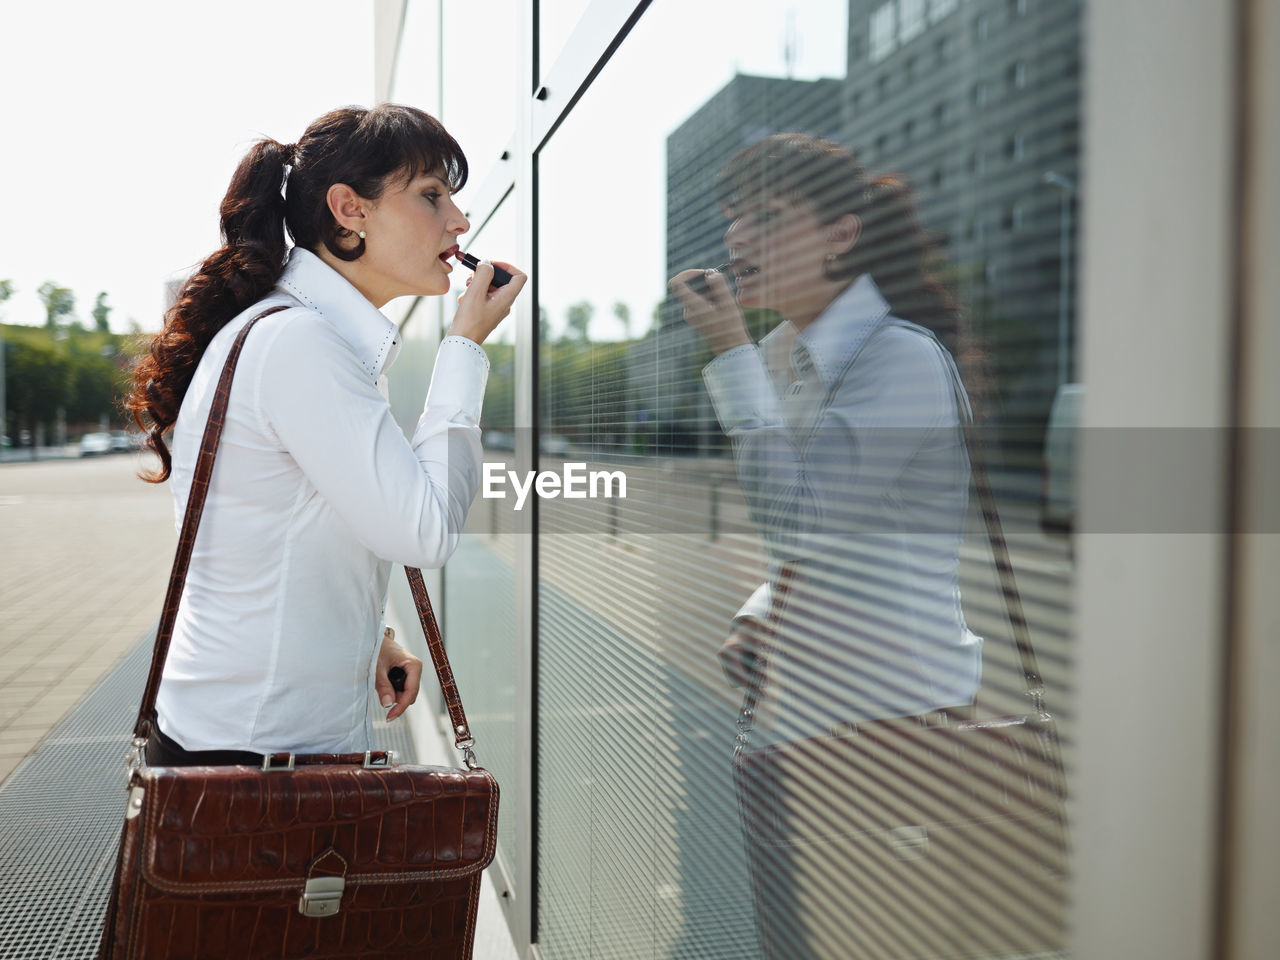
{"left": 376, "top": 0, "right": 1280, "bottom": 956}
{"left": 532, "top": 1, "right": 1076, "bottom": 957}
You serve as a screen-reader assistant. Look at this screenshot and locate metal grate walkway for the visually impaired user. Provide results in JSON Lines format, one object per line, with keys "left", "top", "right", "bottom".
{"left": 0, "top": 631, "right": 417, "bottom": 959}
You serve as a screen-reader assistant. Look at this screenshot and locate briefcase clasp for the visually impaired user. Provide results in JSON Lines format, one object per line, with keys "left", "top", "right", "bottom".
{"left": 298, "top": 876, "right": 345, "bottom": 917}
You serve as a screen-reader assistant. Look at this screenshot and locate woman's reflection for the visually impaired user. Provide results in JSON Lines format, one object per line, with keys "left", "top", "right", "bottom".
{"left": 671, "top": 133, "right": 982, "bottom": 959}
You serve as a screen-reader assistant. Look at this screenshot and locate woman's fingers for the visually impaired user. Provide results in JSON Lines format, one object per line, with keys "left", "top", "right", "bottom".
{"left": 669, "top": 268, "right": 750, "bottom": 355}
{"left": 385, "top": 655, "right": 423, "bottom": 722}
{"left": 450, "top": 259, "right": 528, "bottom": 344}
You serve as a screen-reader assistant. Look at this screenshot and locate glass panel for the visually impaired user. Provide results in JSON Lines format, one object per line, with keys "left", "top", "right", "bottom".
{"left": 539, "top": 0, "right": 597, "bottom": 74}
{"left": 535, "top": 0, "right": 1080, "bottom": 957}
{"left": 441, "top": 0, "right": 520, "bottom": 178}
{"left": 392, "top": 0, "right": 440, "bottom": 110}
{"left": 441, "top": 197, "right": 522, "bottom": 879}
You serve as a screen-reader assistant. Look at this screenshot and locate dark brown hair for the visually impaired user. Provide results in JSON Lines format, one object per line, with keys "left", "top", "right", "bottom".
{"left": 714, "top": 133, "right": 959, "bottom": 350}
{"left": 127, "top": 103, "right": 467, "bottom": 481}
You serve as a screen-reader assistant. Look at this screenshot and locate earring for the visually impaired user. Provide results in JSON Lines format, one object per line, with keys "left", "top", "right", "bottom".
{"left": 825, "top": 253, "right": 837, "bottom": 262}
{"left": 358, "top": 230, "right": 367, "bottom": 239}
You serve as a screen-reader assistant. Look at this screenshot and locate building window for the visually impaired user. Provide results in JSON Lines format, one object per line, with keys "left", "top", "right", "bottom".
{"left": 930, "top": 0, "right": 959, "bottom": 22}
{"left": 870, "top": 2, "right": 897, "bottom": 63}
{"left": 969, "top": 150, "right": 986, "bottom": 176}
{"left": 933, "top": 100, "right": 949, "bottom": 129}
{"left": 975, "top": 13, "right": 990, "bottom": 42}
{"left": 1011, "top": 202, "right": 1026, "bottom": 232}
{"left": 985, "top": 259, "right": 999, "bottom": 284}
{"left": 903, "top": 118, "right": 916, "bottom": 144}
{"left": 1010, "top": 60, "right": 1028, "bottom": 89}
{"left": 1012, "top": 0, "right": 1029, "bottom": 16}
{"left": 851, "top": 89, "right": 864, "bottom": 113}
{"left": 906, "top": 54, "right": 918, "bottom": 82}
{"left": 931, "top": 168, "right": 944, "bottom": 191}
{"left": 1006, "top": 132, "right": 1025, "bottom": 161}
{"left": 877, "top": 74, "right": 891, "bottom": 99}
{"left": 900, "top": 0, "right": 927, "bottom": 43}
{"left": 972, "top": 81, "right": 989, "bottom": 108}
{"left": 935, "top": 34, "right": 950, "bottom": 64}
{"left": 875, "top": 133, "right": 890, "bottom": 157}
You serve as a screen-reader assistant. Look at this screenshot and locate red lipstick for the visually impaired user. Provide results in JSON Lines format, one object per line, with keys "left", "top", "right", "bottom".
{"left": 454, "top": 251, "right": 514, "bottom": 288}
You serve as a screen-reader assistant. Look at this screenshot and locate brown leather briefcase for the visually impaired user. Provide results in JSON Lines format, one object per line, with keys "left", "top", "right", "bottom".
{"left": 98, "top": 307, "right": 499, "bottom": 959}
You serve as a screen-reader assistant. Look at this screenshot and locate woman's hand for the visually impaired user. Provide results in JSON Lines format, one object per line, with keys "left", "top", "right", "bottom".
{"left": 448, "top": 259, "right": 527, "bottom": 345}
{"left": 718, "top": 619, "right": 767, "bottom": 688}
{"left": 374, "top": 626, "right": 423, "bottom": 722}
{"left": 669, "top": 268, "right": 751, "bottom": 356}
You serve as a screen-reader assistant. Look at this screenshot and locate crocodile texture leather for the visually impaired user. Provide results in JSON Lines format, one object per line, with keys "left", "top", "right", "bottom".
{"left": 99, "top": 309, "right": 500, "bottom": 959}
{"left": 102, "top": 763, "right": 498, "bottom": 958}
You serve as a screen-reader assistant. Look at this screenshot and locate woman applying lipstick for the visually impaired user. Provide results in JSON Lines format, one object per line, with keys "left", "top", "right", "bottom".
{"left": 671, "top": 134, "right": 980, "bottom": 959}
{"left": 127, "top": 103, "right": 526, "bottom": 765}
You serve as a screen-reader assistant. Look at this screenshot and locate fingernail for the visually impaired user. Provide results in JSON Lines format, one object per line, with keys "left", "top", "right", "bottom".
{"left": 380, "top": 697, "right": 394, "bottom": 708}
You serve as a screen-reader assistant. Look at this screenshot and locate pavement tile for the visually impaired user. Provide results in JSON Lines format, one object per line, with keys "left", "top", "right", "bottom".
{"left": 0, "top": 456, "right": 175, "bottom": 787}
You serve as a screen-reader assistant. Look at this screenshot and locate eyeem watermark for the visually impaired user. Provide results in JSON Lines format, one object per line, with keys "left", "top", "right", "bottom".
{"left": 483, "top": 462, "right": 627, "bottom": 511}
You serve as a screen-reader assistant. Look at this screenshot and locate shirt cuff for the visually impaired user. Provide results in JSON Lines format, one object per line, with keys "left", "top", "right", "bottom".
{"left": 733, "top": 581, "right": 773, "bottom": 625}
{"left": 425, "top": 336, "right": 490, "bottom": 420}
{"left": 701, "top": 344, "right": 784, "bottom": 431}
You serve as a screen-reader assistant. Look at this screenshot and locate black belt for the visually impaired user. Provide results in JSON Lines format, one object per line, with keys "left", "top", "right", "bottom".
{"left": 145, "top": 725, "right": 266, "bottom": 768}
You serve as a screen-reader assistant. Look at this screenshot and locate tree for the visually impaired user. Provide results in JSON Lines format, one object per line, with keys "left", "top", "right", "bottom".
{"left": 92, "top": 292, "right": 112, "bottom": 332}
{"left": 0, "top": 279, "right": 13, "bottom": 310}
{"left": 612, "top": 301, "right": 632, "bottom": 340}
{"left": 4, "top": 337, "right": 70, "bottom": 430}
{"left": 37, "top": 282, "right": 75, "bottom": 329}
{"left": 565, "top": 301, "right": 594, "bottom": 343}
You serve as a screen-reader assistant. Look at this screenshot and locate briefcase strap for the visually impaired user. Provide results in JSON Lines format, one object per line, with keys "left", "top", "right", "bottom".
{"left": 133, "top": 305, "right": 479, "bottom": 766}
{"left": 736, "top": 324, "right": 1048, "bottom": 748}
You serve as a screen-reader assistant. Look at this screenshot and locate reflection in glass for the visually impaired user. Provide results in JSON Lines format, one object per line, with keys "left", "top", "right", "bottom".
{"left": 535, "top": 1, "right": 1080, "bottom": 957}
{"left": 441, "top": 197, "right": 522, "bottom": 884}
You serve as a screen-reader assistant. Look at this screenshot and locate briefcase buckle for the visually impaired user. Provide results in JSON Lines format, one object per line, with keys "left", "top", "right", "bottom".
{"left": 298, "top": 876, "right": 345, "bottom": 917}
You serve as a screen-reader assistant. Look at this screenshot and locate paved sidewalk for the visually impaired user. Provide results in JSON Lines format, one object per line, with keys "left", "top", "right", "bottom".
{"left": 0, "top": 454, "right": 175, "bottom": 783}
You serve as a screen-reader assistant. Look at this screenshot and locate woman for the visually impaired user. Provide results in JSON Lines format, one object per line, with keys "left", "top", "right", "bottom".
{"left": 670, "top": 134, "right": 981, "bottom": 959}
{"left": 127, "top": 103, "right": 525, "bottom": 765}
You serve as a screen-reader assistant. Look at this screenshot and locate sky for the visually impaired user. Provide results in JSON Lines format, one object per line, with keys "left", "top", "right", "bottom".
{"left": 0, "top": 1, "right": 374, "bottom": 333}
{"left": 0, "top": 0, "right": 847, "bottom": 340}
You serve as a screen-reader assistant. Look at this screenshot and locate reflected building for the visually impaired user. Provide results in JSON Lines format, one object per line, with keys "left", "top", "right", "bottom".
{"left": 846, "top": 0, "right": 1082, "bottom": 459}
{"left": 662, "top": 0, "right": 1082, "bottom": 465}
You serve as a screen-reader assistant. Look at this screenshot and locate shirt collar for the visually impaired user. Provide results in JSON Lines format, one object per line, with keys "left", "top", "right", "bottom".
{"left": 790, "top": 274, "right": 892, "bottom": 390}
{"left": 275, "top": 247, "right": 402, "bottom": 380}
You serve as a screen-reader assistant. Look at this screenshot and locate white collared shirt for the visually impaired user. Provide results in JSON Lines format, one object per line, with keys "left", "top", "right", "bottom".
{"left": 703, "top": 275, "right": 981, "bottom": 739}
{"left": 156, "top": 248, "right": 489, "bottom": 754}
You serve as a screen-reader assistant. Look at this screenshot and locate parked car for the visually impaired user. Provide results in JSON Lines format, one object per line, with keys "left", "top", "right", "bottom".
{"left": 483, "top": 430, "right": 515, "bottom": 451}
{"left": 540, "top": 434, "right": 572, "bottom": 457}
{"left": 1040, "top": 383, "right": 1083, "bottom": 537}
{"left": 79, "top": 432, "right": 113, "bottom": 457}
{"left": 110, "top": 430, "right": 139, "bottom": 452}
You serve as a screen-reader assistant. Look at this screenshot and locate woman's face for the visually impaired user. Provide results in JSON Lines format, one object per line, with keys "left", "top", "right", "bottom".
{"left": 724, "top": 193, "right": 832, "bottom": 314}
{"left": 357, "top": 168, "right": 470, "bottom": 302}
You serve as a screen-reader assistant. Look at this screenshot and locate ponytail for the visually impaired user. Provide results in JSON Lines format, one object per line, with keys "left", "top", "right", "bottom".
{"left": 127, "top": 139, "right": 290, "bottom": 481}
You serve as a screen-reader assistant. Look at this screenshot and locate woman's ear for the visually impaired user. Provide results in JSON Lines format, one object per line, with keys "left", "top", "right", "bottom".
{"left": 325, "top": 183, "right": 367, "bottom": 236}
{"left": 828, "top": 213, "right": 861, "bottom": 257}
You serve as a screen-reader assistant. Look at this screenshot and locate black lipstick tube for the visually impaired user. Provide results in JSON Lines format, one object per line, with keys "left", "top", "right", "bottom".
{"left": 456, "top": 252, "right": 514, "bottom": 288}
{"left": 687, "top": 263, "right": 734, "bottom": 297}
